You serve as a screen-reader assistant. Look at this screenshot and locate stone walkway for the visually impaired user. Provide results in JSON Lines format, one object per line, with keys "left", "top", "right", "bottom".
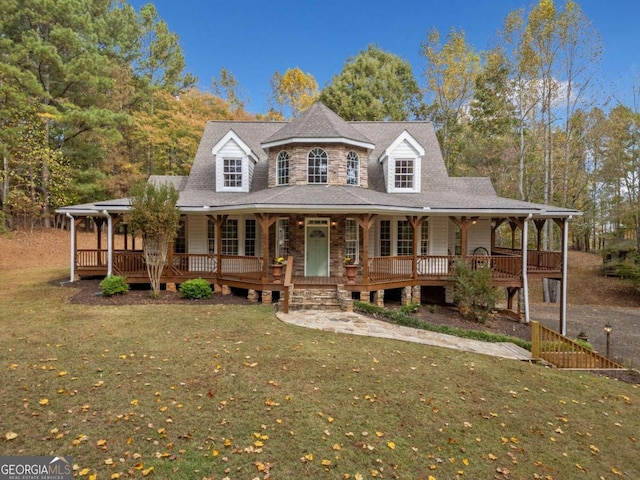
{"left": 276, "top": 310, "right": 532, "bottom": 361}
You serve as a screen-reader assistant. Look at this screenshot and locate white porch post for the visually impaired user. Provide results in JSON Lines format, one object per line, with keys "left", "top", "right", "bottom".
{"left": 103, "top": 210, "right": 113, "bottom": 277}
{"left": 522, "top": 214, "right": 532, "bottom": 323}
{"left": 66, "top": 213, "right": 75, "bottom": 282}
{"left": 560, "top": 217, "right": 570, "bottom": 336}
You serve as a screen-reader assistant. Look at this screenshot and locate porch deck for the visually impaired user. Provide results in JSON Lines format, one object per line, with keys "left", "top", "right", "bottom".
{"left": 74, "top": 250, "right": 561, "bottom": 290}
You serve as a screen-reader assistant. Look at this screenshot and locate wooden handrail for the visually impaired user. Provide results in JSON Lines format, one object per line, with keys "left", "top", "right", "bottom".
{"left": 531, "top": 321, "right": 625, "bottom": 369}
{"left": 282, "top": 255, "right": 294, "bottom": 313}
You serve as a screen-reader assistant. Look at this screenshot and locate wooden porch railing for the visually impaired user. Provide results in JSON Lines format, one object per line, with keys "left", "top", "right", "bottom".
{"left": 531, "top": 321, "right": 625, "bottom": 369}
{"left": 493, "top": 247, "right": 562, "bottom": 272}
{"left": 368, "top": 255, "right": 523, "bottom": 283}
{"left": 76, "top": 249, "right": 109, "bottom": 268}
{"left": 218, "top": 255, "right": 263, "bottom": 280}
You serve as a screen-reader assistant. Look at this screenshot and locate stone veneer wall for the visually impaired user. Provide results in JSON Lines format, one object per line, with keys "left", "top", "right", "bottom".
{"left": 268, "top": 214, "right": 363, "bottom": 278}
{"left": 267, "top": 143, "right": 369, "bottom": 189}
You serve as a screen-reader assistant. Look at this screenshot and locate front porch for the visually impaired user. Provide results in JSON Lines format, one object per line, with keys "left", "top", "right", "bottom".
{"left": 74, "top": 249, "right": 560, "bottom": 290}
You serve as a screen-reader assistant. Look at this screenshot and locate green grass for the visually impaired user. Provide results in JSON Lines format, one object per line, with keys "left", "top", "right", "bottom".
{"left": 1, "top": 268, "right": 639, "bottom": 479}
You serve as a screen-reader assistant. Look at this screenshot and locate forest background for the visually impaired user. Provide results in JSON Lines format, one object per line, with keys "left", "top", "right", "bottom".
{"left": 1, "top": 0, "right": 639, "bottom": 254}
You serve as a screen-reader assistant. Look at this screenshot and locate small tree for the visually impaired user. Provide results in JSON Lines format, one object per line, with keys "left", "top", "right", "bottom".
{"left": 128, "top": 182, "right": 181, "bottom": 298}
{"left": 452, "top": 259, "right": 499, "bottom": 323}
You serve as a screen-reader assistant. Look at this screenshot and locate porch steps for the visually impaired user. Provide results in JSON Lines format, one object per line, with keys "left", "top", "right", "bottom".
{"left": 286, "top": 287, "right": 352, "bottom": 312}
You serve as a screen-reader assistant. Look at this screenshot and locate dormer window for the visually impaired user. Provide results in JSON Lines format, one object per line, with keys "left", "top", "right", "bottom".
{"left": 381, "top": 131, "right": 424, "bottom": 193}
{"left": 308, "top": 148, "right": 328, "bottom": 184}
{"left": 394, "top": 158, "right": 414, "bottom": 189}
{"left": 277, "top": 151, "right": 290, "bottom": 186}
{"left": 346, "top": 151, "right": 359, "bottom": 186}
{"left": 223, "top": 158, "right": 243, "bottom": 188}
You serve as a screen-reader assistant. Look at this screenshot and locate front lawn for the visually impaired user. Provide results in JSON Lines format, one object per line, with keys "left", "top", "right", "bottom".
{"left": 0, "top": 267, "right": 638, "bottom": 479}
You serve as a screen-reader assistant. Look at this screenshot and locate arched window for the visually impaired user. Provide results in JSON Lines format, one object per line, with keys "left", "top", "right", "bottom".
{"left": 276, "top": 151, "right": 290, "bottom": 185}
{"left": 346, "top": 151, "right": 359, "bottom": 185}
{"left": 307, "top": 148, "right": 328, "bottom": 184}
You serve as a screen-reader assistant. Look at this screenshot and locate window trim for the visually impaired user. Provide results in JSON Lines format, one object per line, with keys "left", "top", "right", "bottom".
{"left": 393, "top": 157, "right": 415, "bottom": 191}
{"left": 307, "top": 147, "right": 328, "bottom": 184}
{"left": 276, "top": 150, "right": 290, "bottom": 186}
{"left": 345, "top": 218, "right": 359, "bottom": 263}
{"left": 222, "top": 157, "right": 243, "bottom": 189}
{"left": 346, "top": 151, "right": 359, "bottom": 186}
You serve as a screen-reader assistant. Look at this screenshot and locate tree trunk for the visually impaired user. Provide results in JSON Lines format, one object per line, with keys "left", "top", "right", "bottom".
{"left": 144, "top": 235, "right": 170, "bottom": 298}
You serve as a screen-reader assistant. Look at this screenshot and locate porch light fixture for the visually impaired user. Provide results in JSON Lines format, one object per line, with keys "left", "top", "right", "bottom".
{"left": 297, "top": 220, "right": 304, "bottom": 228}
{"left": 331, "top": 221, "right": 337, "bottom": 228}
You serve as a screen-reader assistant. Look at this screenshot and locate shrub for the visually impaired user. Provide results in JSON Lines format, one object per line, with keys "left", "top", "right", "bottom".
{"left": 179, "top": 278, "right": 212, "bottom": 299}
{"left": 451, "top": 259, "right": 499, "bottom": 323}
{"left": 400, "top": 302, "right": 420, "bottom": 315}
{"left": 99, "top": 275, "right": 129, "bottom": 296}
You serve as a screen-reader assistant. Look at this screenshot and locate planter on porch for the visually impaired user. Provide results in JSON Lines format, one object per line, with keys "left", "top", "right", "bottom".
{"left": 344, "top": 264, "right": 358, "bottom": 284}
{"left": 272, "top": 261, "right": 285, "bottom": 283}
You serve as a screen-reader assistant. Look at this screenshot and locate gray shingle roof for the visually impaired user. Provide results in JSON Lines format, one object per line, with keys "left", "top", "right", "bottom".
{"left": 57, "top": 103, "right": 580, "bottom": 218}
{"left": 262, "top": 102, "right": 373, "bottom": 146}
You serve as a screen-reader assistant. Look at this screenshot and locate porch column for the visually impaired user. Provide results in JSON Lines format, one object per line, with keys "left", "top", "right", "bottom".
{"left": 534, "top": 219, "right": 546, "bottom": 269}
{"left": 355, "top": 214, "right": 376, "bottom": 287}
{"left": 521, "top": 215, "right": 532, "bottom": 323}
{"left": 509, "top": 220, "right": 518, "bottom": 250}
{"left": 555, "top": 217, "right": 570, "bottom": 336}
{"left": 491, "top": 218, "right": 506, "bottom": 253}
{"left": 213, "top": 215, "right": 228, "bottom": 283}
{"left": 101, "top": 210, "right": 113, "bottom": 277}
{"left": 95, "top": 218, "right": 104, "bottom": 265}
{"left": 256, "top": 213, "right": 278, "bottom": 283}
{"left": 66, "top": 213, "right": 76, "bottom": 282}
{"left": 407, "top": 216, "right": 426, "bottom": 281}
{"left": 449, "top": 216, "right": 478, "bottom": 257}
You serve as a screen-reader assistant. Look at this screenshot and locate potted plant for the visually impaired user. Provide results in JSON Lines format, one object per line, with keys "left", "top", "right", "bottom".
{"left": 272, "top": 256, "right": 286, "bottom": 283}
{"left": 343, "top": 257, "right": 357, "bottom": 284}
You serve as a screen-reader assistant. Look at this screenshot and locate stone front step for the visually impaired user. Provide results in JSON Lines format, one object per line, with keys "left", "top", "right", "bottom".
{"left": 286, "top": 288, "right": 344, "bottom": 311}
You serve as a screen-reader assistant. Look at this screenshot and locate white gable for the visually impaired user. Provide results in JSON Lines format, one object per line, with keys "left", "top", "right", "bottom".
{"left": 381, "top": 131, "right": 423, "bottom": 194}
{"left": 212, "top": 130, "right": 256, "bottom": 161}
{"left": 380, "top": 130, "right": 425, "bottom": 163}
{"left": 212, "top": 130, "right": 256, "bottom": 193}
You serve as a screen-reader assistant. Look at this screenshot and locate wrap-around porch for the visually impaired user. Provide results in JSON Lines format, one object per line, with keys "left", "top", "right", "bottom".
{"left": 67, "top": 212, "right": 569, "bottom": 330}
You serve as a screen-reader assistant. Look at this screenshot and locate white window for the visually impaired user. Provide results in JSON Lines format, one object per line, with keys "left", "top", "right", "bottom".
{"left": 223, "top": 158, "right": 243, "bottom": 188}
{"left": 397, "top": 220, "right": 413, "bottom": 256}
{"left": 277, "top": 218, "right": 289, "bottom": 258}
{"left": 420, "top": 220, "right": 429, "bottom": 255}
{"left": 245, "top": 219, "right": 256, "bottom": 256}
{"left": 276, "top": 151, "right": 289, "bottom": 186}
{"left": 308, "top": 148, "right": 328, "bottom": 184}
{"left": 394, "top": 158, "right": 414, "bottom": 189}
{"left": 345, "top": 218, "right": 358, "bottom": 262}
{"left": 221, "top": 219, "right": 238, "bottom": 255}
{"left": 380, "top": 220, "right": 391, "bottom": 256}
{"left": 174, "top": 216, "right": 187, "bottom": 253}
{"left": 207, "top": 217, "right": 215, "bottom": 254}
{"left": 346, "top": 151, "right": 359, "bottom": 185}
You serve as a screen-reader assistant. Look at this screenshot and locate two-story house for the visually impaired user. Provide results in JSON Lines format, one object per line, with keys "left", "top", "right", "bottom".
{"left": 57, "top": 103, "right": 580, "bottom": 333}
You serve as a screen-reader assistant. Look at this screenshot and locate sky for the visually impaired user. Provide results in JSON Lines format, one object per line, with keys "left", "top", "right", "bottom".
{"left": 130, "top": 0, "right": 640, "bottom": 114}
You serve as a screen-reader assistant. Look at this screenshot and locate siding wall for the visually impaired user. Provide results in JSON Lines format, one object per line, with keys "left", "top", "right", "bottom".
{"left": 215, "top": 138, "right": 251, "bottom": 192}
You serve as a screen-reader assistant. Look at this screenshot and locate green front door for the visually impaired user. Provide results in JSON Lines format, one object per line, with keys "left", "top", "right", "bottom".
{"left": 306, "top": 225, "right": 329, "bottom": 276}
